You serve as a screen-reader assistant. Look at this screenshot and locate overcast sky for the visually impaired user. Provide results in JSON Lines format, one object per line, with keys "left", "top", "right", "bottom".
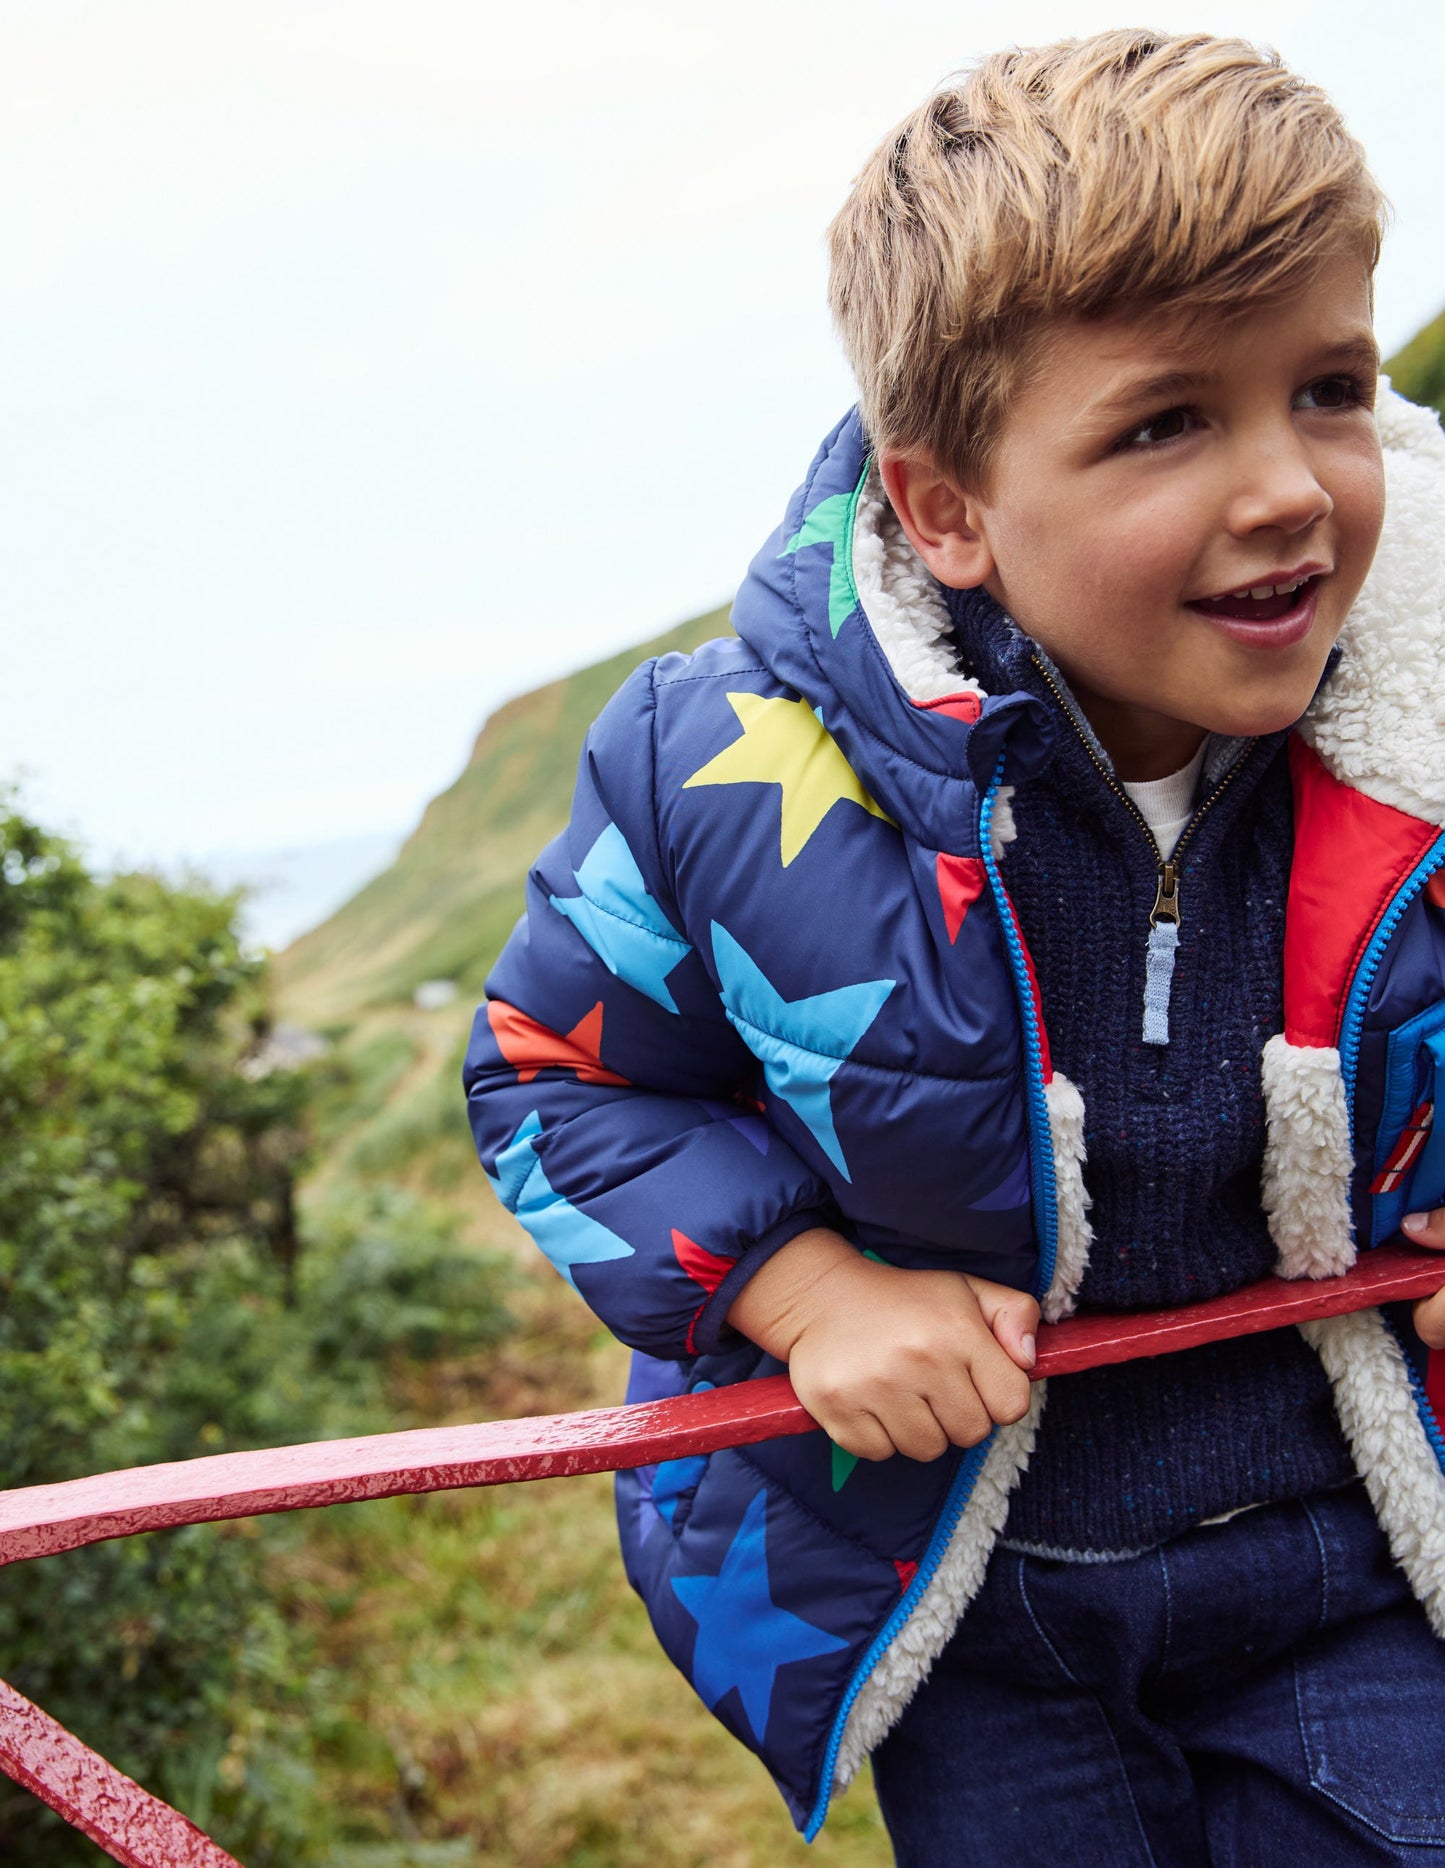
{"left": 6, "top": 0, "right": 1444, "bottom": 886}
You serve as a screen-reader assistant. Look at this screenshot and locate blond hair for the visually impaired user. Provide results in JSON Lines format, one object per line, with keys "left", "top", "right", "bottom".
{"left": 828, "top": 30, "right": 1387, "bottom": 492}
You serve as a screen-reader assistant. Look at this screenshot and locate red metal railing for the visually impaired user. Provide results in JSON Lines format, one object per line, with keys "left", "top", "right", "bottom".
{"left": 2, "top": 1242, "right": 1442, "bottom": 1866}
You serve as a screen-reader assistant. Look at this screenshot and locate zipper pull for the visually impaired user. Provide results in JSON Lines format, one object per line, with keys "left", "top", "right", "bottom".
{"left": 1151, "top": 861, "right": 1181, "bottom": 928}
{"left": 1143, "top": 861, "right": 1181, "bottom": 1047}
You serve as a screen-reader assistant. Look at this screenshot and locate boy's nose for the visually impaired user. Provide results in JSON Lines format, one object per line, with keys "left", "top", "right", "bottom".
{"left": 1226, "top": 434, "right": 1334, "bottom": 538}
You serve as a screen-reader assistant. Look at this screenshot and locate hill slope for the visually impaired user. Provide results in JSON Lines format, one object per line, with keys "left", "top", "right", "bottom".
{"left": 278, "top": 605, "right": 730, "bottom": 1031}
{"left": 1388, "top": 310, "right": 1445, "bottom": 422}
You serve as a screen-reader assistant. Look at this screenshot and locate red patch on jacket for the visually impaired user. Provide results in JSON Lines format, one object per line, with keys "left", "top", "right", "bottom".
{"left": 1428, "top": 1351, "right": 1445, "bottom": 1432}
{"left": 911, "top": 691, "right": 984, "bottom": 725}
{"left": 936, "top": 852, "right": 987, "bottom": 943}
{"left": 673, "top": 1229, "right": 734, "bottom": 1354}
{"left": 1284, "top": 740, "right": 1440, "bottom": 1049}
{"left": 487, "top": 999, "right": 630, "bottom": 1086}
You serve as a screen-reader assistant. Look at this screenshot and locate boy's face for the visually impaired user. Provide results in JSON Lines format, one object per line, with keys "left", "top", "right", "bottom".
{"left": 893, "top": 250, "right": 1385, "bottom": 779}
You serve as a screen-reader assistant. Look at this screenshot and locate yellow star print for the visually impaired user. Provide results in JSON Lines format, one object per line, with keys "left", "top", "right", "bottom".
{"left": 683, "top": 692, "right": 894, "bottom": 867}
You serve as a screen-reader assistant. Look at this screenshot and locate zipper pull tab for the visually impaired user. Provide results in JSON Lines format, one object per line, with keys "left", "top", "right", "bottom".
{"left": 1151, "top": 861, "right": 1181, "bottom": 928}
{"left": 1143, "top": 861, "right": 1181, "bottom": 1047}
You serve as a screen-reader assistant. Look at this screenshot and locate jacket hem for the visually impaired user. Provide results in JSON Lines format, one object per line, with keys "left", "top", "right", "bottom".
{"left": 828, "top": 1384, "right": 1045, "bottom": 1797}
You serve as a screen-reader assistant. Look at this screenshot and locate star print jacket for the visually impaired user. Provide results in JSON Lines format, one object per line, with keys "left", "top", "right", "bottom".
{"left": 464, "top": 387, "right": 1445, "bottom": 1837}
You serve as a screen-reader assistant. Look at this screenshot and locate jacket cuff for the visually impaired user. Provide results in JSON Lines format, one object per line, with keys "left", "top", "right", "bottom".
{"left": 689, "top": 1207, "right": 836, "bottom": 1358}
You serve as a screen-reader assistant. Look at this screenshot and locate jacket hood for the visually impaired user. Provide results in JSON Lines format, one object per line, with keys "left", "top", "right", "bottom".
{"left": 728, "top": 410, "right": 1055, "bottom": 856}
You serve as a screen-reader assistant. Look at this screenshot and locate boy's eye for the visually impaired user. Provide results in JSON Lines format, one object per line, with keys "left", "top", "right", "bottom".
{"left": 1113, "top": 406, "right": 1194, "bottom": 451}
{"left": 1295, "top": 372, "right": 1368, "bottom": 412}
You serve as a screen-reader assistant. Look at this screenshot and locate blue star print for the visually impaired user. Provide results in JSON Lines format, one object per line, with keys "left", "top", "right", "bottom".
{"left": 485, "top": 1109, "right": 634, "bottom": 1291}
{"left": 710, "top": 922, "right": 894, "bottom": 1180}
{"left": 549, "top": 821, "right": 691, "bottom": 1012}
{"left": 672, "top": 1489, "right": 848, "bottom": 1743}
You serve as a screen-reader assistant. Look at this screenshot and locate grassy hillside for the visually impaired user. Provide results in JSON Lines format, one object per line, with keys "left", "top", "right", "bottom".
{"left": 280, "top": 607, "right": 731, "bottom": 1029}
{"left": 1387, "top": 312, "right": 1445, "bottom": 421}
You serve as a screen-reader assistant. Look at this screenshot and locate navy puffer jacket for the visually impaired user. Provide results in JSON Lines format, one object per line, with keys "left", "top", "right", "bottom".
{"left": 465, "top": 391, "right": 1445, "bottom": 1835}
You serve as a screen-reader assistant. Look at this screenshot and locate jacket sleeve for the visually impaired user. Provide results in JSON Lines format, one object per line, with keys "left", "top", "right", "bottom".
{"left": 462, "top": 658, "right": 836, "bottom": 1360}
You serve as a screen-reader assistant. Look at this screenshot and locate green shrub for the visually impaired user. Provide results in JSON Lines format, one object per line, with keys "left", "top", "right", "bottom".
{"left": 0, "top": 799, "right": 512, "bottom": 1863}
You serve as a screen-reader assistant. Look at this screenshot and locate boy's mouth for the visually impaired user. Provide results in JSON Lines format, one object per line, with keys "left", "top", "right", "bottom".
{"left": 1187, "top": 571, "right": 1323, "bottom": 625}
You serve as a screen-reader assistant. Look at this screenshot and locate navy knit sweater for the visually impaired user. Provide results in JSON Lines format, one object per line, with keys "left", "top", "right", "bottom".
{"left": 947, "top": 590, "right": 1357, "bottom": 1556}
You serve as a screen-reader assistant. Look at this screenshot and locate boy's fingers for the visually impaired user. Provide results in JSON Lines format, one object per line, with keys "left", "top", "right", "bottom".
{"left": 930, "top": 1378, "right": 998, "bottom": 1450}
{"left": 880, "top": 1395, "right": 955, "bottom": 1463}
{"left": 1414, "top": 1284, "right": 1445, "bottom": 1350}
{"left": 1404, "top": 1216, "right": 1445, "bottom": 1345}
{"left": 964, "top": 1276, "right": 1040, "bottom": 1371}
{"left": 1402, "top": 1208, "right": 1445, "bottom": 1248}
{"left": 809, "top": 1399, "right": 896, "bottom": 1463}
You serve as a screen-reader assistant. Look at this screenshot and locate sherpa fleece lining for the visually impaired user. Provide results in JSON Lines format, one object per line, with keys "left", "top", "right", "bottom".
{"left": 1303, "top": 1310, "right": 1445, "bottom": 1637}
{"left": 1299, "top": 385, "right": 1445, "bottom": 830}
{"left": 832, "top": 1387, "right": 1046, "bottom": 1792}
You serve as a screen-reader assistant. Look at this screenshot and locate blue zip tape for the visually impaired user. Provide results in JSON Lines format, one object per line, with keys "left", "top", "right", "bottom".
{"left": 1339, "top": 832, "right": 1445, "bottom": 1122}
{"left": 1383, "top": 1311, "right": 1445, "bottom": 1475}
{"left": 980, "top": 761, "right": 1059, "bottom": 1300}
{"left": 804, "top": 760, "right": 1059, "bottom": 1839}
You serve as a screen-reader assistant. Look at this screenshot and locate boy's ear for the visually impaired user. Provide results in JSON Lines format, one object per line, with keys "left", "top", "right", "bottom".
{"left": 878, "top": 452, "right": 996, "bottom": 590}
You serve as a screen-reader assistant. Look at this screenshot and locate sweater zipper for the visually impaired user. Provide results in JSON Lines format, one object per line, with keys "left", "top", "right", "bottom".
{"left": 1031, "top": 656, "right": 1244, "bottom": 1046}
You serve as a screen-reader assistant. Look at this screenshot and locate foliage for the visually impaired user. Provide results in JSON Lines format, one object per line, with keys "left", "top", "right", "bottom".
{"left": 1387, "top": 311, "right": 1445, "bottom": 424}
{"left": 0, "top": 799, "right": 513, "bottom": 1862}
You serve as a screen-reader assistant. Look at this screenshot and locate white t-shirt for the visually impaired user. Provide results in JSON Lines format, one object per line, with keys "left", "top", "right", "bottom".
{"left": 1121, "top": 742, "right": 1207, "bottom": 859}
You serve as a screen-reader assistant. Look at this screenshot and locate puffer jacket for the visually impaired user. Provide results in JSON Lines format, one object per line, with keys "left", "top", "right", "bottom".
{"left": 463, "top": 386, "right": 1445, "bottom": 1837}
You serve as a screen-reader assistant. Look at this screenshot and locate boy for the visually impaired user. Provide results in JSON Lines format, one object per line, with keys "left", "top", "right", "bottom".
{"left": 465, "top": 31, "right": 1445, "bottom": 1861}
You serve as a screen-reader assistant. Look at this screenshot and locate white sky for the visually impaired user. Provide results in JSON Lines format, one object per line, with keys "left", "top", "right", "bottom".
{"left": 6, "top": 0, "right": 1444, "bottom": 871}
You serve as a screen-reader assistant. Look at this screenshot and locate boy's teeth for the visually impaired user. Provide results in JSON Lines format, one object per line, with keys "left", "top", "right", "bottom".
{"left": 1226, "top": 575, "right": 1306, "bottom": 600}
{"left": 1191, "top": 573, "right": 1315, "bottom": 624}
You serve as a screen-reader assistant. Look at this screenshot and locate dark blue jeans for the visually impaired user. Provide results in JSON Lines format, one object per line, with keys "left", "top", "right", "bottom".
{"left": 873, "top": 1483, "right": 1445, "bottom": 1865}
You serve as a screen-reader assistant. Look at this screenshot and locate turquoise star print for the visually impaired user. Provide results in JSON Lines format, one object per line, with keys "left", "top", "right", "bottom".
{"left": 485, "top": 1109, "right": 634, "bottom": 1292}
{"left": 779, "top": 490, "right": 861, "bottom": 638}
{"left": 550, "top": 821, "right": 692, "bottom": 1012}
{"left": 709, "top": 922, "right": 894, "bottom": 1181}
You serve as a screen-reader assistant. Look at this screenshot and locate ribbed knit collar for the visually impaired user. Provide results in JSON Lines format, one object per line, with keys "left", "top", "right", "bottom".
{"left": 940, "top": 579, "right": 1312, "bottom": 807}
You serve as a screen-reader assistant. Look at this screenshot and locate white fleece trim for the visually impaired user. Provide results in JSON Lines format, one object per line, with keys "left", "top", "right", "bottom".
{"left": 851, "top": 463, "right": 977, "bottom": 704}
{"left": 989, "top": 784, "right": 1016, "bottom": 860}
{"left": 1304, "top": 1309, "right": 1445, "bottom": 1637}
{"left": 1260, "top": 1034, "right": 1356, "bottom": 1278}
{"left": 1041, "top": 1072, "right": 1094, "bottom": 1322}
{"left": 1299, "top": 386, "right": 1445, "bottom": 826}
{"left": 831, "top": 1385, "right": 1044, "bottom": 1790}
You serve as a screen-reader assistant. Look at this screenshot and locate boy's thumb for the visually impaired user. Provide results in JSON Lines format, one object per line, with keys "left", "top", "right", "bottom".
{"left": 964, "top": 1277, "right": 1040, "bottom": 1372}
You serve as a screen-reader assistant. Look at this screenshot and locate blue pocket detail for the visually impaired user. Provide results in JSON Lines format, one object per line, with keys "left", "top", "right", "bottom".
{"left": 1371, "top": 1001, "right": 1445, "bottom": 1244}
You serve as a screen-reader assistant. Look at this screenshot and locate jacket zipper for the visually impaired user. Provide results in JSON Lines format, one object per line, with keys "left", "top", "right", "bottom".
{"left": 805, "top": 760, "right": 1061, "bottom": 1842}
{"left": 1338, "top": 832, "right": 1445, "bottom": 1119}
{"left": 1031, "top": 655, "right": 1243, "bottom": 1045}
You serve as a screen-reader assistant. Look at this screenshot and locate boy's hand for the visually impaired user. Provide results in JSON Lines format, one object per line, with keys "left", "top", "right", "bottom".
{"left": 1404, "top": 1208, "right": 1445, "bottom": 1347}
{"left": 726, "top": 1228, "right": 1038, "bottom": 1461}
